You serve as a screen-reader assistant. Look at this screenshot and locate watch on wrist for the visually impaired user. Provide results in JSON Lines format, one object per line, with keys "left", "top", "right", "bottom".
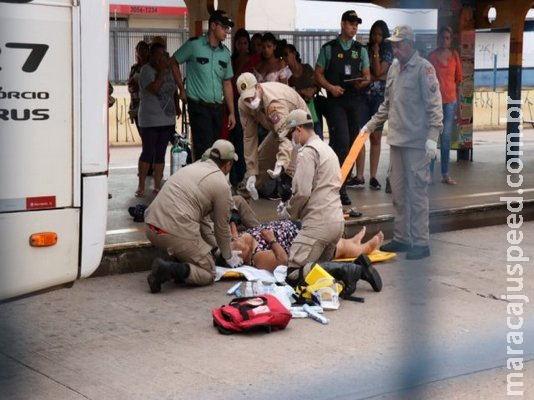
{"left": 268, "top": 239, "right": 278, "bottom": 246}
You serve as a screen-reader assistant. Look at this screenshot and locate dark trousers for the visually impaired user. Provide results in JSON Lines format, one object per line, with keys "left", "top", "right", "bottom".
{"left": 187, "top": 98, "right": 223, "bottom": 161}
{"left": 325, "top": 95, "right": 361, "bottom": 166}
{"left": 229, "top": 96, "right": 246, "bottom": 186}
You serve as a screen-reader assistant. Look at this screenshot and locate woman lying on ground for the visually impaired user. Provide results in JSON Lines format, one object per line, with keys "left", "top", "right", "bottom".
{"left": 230, "top": 219, "right": 384, "bottom": 273}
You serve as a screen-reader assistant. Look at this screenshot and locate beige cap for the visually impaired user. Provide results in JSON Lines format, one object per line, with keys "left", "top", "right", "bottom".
{"left": 284, "top": 109, "right": 313, "bottom": 132}
{"left": 386, "top": 25, "right": 416, "bottom": 42}
{"left": 236, "top": 72, "right": 258, "bottom": 100}
{"left": 207, "top": 139, "right": 238, "bottom": 161}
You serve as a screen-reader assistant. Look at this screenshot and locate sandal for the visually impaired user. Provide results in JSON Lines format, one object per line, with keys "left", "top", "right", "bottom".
{"left": 441, "top": 176, "right": 457, "bottom": 185}
{"left": 152, "top": 188, "right": 160, "bottom": 195}
{"left": 135, "top": 189, "right": 145, "bottom": 198}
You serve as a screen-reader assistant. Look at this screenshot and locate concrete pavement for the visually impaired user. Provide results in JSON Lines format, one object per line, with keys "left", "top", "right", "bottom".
{"left": 1, "top": 223, "right": 533, "bottom": 399}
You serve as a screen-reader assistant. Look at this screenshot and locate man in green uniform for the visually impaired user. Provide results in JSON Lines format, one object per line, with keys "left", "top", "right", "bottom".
{"left": 171, "top": 10, "right": 236, "bottom": 161}
{"left": 315, "top": 10, "right": 371, "bottom": 206}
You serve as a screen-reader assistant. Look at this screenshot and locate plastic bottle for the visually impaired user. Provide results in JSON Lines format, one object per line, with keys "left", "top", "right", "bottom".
{"left": 170, "top": 141, "right": 186, "bottom": 175}
{"left": 244, "top": 281, "right": 253, "bottom": 297}
{"left": 303, "top": 303, "right": 329, "bottom": 325}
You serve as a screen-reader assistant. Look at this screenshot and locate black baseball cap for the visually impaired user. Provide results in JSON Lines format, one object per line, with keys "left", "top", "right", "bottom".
{"left": 209, "top": 10, "right": 235, "bottom": 28}
{"left": 342, "top": 10, "right": 362, "bottom": 24}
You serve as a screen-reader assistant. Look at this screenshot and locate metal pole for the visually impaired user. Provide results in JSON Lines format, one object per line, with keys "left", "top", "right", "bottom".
{"left": 492, "top": 54, "right": 497, "bottom": 92}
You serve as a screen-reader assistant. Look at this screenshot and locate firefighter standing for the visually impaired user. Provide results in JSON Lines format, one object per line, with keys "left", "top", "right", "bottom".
{"left": 361, "top": 25, "right": 443, "bottom": 260}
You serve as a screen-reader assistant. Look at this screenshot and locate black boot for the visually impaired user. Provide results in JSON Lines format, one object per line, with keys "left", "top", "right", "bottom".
{"left": 147, "top": 258, "right": 190, "bottom": 293}
{"left": 354, "top": 254, "right": 382, "bottom": 292}
{"left": 339, "top": 185, "right": 352, "bottom": 206}
{"left": 320, "top": 261, "right": 362, "bottom": 299}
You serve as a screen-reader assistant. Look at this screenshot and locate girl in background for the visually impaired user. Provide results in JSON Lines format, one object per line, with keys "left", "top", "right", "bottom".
{"left": 428, "top": 25, "right": 463, "bottom": 185}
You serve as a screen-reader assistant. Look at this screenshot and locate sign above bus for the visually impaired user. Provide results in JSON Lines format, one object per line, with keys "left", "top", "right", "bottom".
{"left": 109, "top": 4, "right": 187, "bottom": 16}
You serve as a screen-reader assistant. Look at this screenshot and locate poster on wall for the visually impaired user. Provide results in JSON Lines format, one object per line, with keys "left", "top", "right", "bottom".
{"left": 453, "top": 7, "right": 475, "bottom": 152}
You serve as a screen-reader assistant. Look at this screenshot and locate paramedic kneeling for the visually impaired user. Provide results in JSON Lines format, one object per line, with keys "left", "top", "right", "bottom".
{"left": 277, "top": 110, "right": 345, "bottom": 283}
{"left": 145, "top": 139, "right": 243, "bottom": 293}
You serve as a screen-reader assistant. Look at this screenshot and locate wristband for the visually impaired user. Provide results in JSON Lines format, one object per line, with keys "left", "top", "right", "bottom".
{"left": 268, "top": 239, "right": 278, "bottom": 246}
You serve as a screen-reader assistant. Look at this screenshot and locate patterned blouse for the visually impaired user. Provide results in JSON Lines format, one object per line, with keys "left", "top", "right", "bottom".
{"left": 366, "top": 44, "right": 394, "bottom": 99}
{"left": 245, "top": 219, "right": 300, "bottom": 265}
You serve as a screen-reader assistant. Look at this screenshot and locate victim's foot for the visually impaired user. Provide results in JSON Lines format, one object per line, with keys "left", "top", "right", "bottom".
{"left": 363, "top": 231, "right": 384, "bottom": 255}
{"left": 350, "top": 226, "right": 367, "bottom": 245}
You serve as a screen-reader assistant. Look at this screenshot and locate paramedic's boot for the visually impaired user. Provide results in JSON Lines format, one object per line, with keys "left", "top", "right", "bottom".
{"left": 354, "top": 254, "right": 382, "bottom": 292}
{"left": 147, "top": 258, "right": 190, "bottom": 293}
{"left": 320, "top": 261, "right": 362, "bottom": 299}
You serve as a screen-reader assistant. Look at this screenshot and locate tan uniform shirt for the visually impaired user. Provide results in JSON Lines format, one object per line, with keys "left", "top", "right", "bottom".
{"left": 366, "top": 51, "right": 443, "bottom": 148}
{"left": 287, "top": 135, "right": 344, "bottom": 229}
{"left": 238, "top": 82, "right": 310, "bottom": 177}
{"left": 144, "top": 159, "right": 233, "bottom": 259}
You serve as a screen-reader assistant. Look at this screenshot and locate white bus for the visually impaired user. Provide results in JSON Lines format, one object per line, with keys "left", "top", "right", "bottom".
{"left": 0, "top": 0, "right": 109, "bottom": 301}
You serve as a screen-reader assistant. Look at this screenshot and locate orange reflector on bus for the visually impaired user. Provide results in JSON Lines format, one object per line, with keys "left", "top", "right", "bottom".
{"left": 30, "top": 232, "right": 58, "bottom": 247}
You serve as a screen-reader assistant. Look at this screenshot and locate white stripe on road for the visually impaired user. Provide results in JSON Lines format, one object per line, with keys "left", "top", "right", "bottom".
{"left": 109, "top": 165, "right": 137, "bottom": 170}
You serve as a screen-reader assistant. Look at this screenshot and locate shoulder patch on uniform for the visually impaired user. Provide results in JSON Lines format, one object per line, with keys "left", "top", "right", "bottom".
{"left": 351, "top": 50, "right": 359, "bottom": 59}
{"left": 425, "top": 66, "right": 437, "bottom": 88}
{"left": 269, "top": 111, "right": 282, "bottom": 125}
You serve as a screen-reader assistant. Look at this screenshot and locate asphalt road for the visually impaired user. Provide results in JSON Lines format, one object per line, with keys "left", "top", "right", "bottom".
{"left": 1, "top": 223, "right": 532, "bottom": 399}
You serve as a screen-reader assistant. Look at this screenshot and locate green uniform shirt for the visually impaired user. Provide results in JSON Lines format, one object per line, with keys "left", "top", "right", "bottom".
{"left": 173, "top": 35, "right": 233, "bottom": 104}
{"left": 316, "top": 36, "right": 370, "bottom": 70}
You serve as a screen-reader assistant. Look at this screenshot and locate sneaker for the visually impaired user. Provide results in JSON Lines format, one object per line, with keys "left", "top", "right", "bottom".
{"left": 369, "top": 177, "right": 381, "bottom": 190}
{"left": 346, "top": 177, "right": 365, "bottom": 188}
{"left": 380, "top": 240, "right": 411, "bottom": 253}
{"left": 406, "top": 245, "right": 430, "bottom": 260}
{"left": 347, "top": 208, "right": 362, "bottom": 218}
{"left": 441, "top": 176, "right": 457, "bottom": 185}
{"left": 340, "top": 189, "right": 352, "bottom": 206}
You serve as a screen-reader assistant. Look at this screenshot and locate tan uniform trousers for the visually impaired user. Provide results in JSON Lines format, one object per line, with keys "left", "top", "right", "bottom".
{"left": 389, "top": 146, "right": 431, "bottom": 247}
{"left": 287, "top": 222, "right": 344, "bottom": 281}
{"left": 232, "top": 195, "right": 260, "bottom": 229}
{"left": 145, "top": 226, "right": 215, "bottom": 286}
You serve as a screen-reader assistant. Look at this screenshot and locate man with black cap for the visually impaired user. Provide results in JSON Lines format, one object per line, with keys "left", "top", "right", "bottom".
{"left": 171, "top": 10, "right": 236, "bottom": 161}
{"left": 359, "top": 25, "right": 443, "bottom": 260}
{"left": 314, "top": 10, "right": 371, "bottom": 206}
{"left": 144, "top": 139, "right": 243, "bottom": 293}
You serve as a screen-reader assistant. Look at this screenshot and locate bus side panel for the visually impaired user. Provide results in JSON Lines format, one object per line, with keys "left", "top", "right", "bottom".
{"left": 80, "top": 175, "right": 107, "bottom": 278}
{"left": 0, "top": 2, "right": 73, "bottom": 209}
{"left": 0, "top": 210, "right": 79, "bottom": 301}
{"left": 80, "top": 0, "right": 109, "bottom": 174}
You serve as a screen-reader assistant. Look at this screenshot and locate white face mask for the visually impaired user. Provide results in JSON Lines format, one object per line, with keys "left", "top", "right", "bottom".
{"left": 247, "top": 96, "right": 261, "bottom": 110}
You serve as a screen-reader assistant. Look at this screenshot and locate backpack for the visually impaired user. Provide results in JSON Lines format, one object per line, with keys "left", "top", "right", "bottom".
{"left": 212, "top": 294, "right": 292, "bottom": 335}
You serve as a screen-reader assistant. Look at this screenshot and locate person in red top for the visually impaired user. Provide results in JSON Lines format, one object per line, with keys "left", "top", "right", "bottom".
{"left": 428, "top": 25, "right": 463, "bottom": 185}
